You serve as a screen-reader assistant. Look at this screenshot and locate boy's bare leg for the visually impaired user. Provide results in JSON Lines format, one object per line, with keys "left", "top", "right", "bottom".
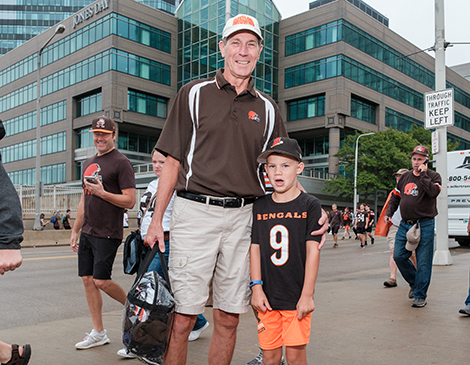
{"left": 285, "top": 345, "right": 307, "bottom": 365}
{"left": 262, "top": 347, "right": 283, "bottom": 365}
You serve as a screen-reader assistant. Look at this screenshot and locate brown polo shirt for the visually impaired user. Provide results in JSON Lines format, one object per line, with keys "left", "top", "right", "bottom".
{"left": 156, "top": 69, "right": 287, "bottom": 198}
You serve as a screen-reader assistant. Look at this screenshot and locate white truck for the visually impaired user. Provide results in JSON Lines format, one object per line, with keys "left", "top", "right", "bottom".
{"left": 447, "top": 149, "right": 470, "bottom": 245}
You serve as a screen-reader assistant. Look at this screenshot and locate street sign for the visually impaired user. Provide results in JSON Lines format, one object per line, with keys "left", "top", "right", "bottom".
{"left": 432, "top": 130, "right": 439, "bottom": 154}
{"left": 424, "top": 88, "right": 454, "bottom": 129}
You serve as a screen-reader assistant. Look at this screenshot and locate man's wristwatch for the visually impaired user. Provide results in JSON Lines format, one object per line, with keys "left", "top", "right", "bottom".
{"left": 249, "top": 280, "right": 263, "bottom": 288}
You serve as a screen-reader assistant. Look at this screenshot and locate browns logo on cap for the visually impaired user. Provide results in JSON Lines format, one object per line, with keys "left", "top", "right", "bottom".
{"left": 89, "top": 116, "right": 116, "bottom": 134}
{"left": 222, "top": 14, "right": 263, "bottom": 40}
{"left": 257, "top": 137, "right": 302, "bottom": 164}
{"left": 409, "top": 145, "right": 429, "bottom": 158}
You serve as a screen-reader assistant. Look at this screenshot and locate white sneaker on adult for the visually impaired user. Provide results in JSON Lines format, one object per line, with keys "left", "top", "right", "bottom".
{"left": 117, "top": 347, "right": 138, "bottom": 358}
{"left": 75, "top": 329, "right": 110, "bottom": 349}
{"left": 188, "top": 321, "right": 209, "bottom": 341}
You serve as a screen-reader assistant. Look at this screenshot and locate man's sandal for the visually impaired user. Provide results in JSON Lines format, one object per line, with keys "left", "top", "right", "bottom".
{"left": 1, "top": 344, "right": 31, "bottom": 365}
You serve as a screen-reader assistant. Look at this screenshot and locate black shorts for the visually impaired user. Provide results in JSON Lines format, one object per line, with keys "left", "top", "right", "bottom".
{"left": 356, "top": 226, "right": 366, "bottom": 234}
{"left": 366, "top": 226, "right": 373, "bottom": 233}
{"left": 78, "top": 232, "right": 121, "bottom": 280}
{"left": 331, "top": 226, "right": 340, "bottom": 234}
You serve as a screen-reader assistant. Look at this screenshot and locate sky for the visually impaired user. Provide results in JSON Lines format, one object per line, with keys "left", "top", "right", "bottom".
{"left": 273, "top": 0, "right": 470, "bottom": 67}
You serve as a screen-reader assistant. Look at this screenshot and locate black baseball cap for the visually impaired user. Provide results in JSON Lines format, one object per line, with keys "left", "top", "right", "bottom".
{"left": 257, "top": 137, "right": 302, "bottom": 164}
{"left": 89, "top": 116, "right": 116, "bottom": 134}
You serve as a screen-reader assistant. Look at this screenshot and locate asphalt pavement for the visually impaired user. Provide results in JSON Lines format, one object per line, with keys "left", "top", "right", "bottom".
{"left": 1, "top": 234, "right": 470, "bottom": 364}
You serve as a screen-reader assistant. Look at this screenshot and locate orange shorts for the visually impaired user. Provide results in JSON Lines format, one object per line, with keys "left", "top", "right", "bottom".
{"left": 256, "top": 310, "right": 311, "bottom": 350}
{"left": 345, "top": 225, "right": 350, "bottom": 230}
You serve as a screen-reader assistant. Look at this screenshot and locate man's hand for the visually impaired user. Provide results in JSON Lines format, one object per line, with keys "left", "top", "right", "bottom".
{"left": 419, "top": 162, "right": 428, "bottom": 173}
{"left": 70, "top": 231, "right": 79, "bottom": 252}
{"left": 311, "top": 209, "right": 328, "bottom": 249}
{"left": 251, "top": 286, "right": 272, "bottom": 313}
{"left": 144, "top": 221, "right": 166, "bottom": 252}
{"left": 384, "top": 215, "right": 391, "bottom": 224}
{"left": 83, "top": 178, "right": 105, "bottom": 198}
{"left": 296, "top": 295, "right": 315, "bottom": 320}
{"left": 0, "top": 250, "right": 23, "bottom": 275}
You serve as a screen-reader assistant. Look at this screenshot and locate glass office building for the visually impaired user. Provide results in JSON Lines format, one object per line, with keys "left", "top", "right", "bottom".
{"left": 1, "top": 0, "right": 470, "bottom": 186}
{"left": 0, "top": 0, "right": 177, "bottom": 55}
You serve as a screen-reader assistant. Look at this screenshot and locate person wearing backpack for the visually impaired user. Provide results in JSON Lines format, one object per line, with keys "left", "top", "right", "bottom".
{"left": 62, "top": 209, "right": 72, "bottom": 230}
{"left": 51, "top": 210, "right": 61, "bottom": 230}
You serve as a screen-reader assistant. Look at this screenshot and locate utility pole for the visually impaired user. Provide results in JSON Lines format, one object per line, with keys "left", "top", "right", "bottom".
{"left": 433, "top": 0, "right": 452, "bottom": 265}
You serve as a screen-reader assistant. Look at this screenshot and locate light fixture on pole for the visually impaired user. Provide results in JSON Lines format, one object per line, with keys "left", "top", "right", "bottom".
{"left": 353, "top": 132, "right": 375, "bottom": 214}
{"left": 32, "top": 24, "right": 66, "bottom": 230}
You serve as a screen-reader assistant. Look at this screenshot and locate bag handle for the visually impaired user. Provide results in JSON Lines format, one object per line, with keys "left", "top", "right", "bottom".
{"left": 136, "top": 242, "right": 172, "bottom": 294}
{"left": 137, "top": 193, "right": 158, "bottom": 235}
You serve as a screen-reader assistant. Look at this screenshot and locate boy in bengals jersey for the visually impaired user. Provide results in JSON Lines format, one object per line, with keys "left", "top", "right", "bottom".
{"left": 250, "top": 137, "right": 322, "bottom": 365}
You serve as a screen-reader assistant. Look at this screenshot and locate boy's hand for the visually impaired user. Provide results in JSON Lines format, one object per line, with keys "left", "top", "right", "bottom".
{"left": 311, "top": 209, "right": 328, "bottom": 249}
{"left": 296, "top": 295, "right": 315, "bottom": 319}
{"left": 251, "top": 287, "right": 272, "bottom": 313}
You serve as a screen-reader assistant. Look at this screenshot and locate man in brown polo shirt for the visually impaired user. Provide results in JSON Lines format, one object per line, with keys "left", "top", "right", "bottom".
{"left": 145, "top": 14, "right": 327, "bottom": 365}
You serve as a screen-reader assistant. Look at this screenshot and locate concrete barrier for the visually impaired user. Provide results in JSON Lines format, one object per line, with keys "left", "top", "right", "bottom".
{"left": 21, "top": 228, "right": 135, "bottom": 247}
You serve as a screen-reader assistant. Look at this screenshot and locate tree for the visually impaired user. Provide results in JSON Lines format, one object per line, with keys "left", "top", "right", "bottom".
{"left": 323, "top": 128, "right": 424, "bottom": 202}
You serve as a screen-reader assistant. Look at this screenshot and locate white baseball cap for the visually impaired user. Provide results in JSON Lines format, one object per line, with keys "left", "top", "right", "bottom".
{"left": 222, "top": 14, "right": 263, "bottom": 41}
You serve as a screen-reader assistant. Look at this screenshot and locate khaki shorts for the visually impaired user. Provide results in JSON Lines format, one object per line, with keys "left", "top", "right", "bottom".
{"left": 387, "top": 224, "right": 399, "bottom": 250}
{"left": 169, "top": 196, "right": 252, "bottom": 315}
{"left": 256, "top": 310, "right": 311, "bottom": 350}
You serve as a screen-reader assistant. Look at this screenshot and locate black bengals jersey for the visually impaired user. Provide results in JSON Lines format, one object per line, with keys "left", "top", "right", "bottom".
{"left": 251, "top": 192, "right": 322, "bottom": 310}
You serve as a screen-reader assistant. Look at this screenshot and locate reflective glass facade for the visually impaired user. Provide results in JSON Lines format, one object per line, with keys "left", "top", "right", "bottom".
{"left": 3, "top": 110, "right": 36, "bottom": 136}
{"left": 176, "top": 0, "right": 280, "bottom": 99}
{"left": 0, "top": 1, "right": 175, "bottom": 55}
{"left": 8, "top": 163, "right": 66, "bottom": 185}
{"left": 286, "top": 94, "right": 325, "bottom": 121}
{"left": 76, "top": 91, "right": 102, "bottom": 117}
{"left": 41, "top": 100, "right": 66, "bottom": 125}
{"left": 351, "top": 96, "right": 375, "bottom": 124}
{"left": 118, "top": 130, "right": 158, "bottom": 154}
{"left": 1, "top": 131, "right": 66, "bottom": 162}
{"left": 128, "top": 89, "right": 167, "bottom": 118}
{"left": 285, "top": 19, "right": 470, "bottom": 110}
{"left": 286, "top": 55, "right": 424, "bottom": 111}
{"left": 76, "top": 127, "right": 94, "bottom": 148}
{"left": 40, "top": 48, "right": 170, "bottom": 97}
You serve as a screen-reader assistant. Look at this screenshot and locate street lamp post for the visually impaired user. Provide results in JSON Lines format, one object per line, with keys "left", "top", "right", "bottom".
{"left": 353, "top": 132, "right": 375, "bottom": 213}
{"left": 33, "top": 24, "right": 66, "bottom": 230}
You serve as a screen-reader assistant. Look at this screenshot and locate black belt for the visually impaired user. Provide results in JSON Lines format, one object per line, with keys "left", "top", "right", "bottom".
{"left": 404, "top": 218, "right": 433, "bottom": 225}
{"left": 178, "top": 191, "right": 255, "bottom": 208}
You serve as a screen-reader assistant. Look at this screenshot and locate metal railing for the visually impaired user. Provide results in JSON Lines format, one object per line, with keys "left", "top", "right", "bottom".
{"left": 15, "top": 184, "right": 145, "bottom": 214}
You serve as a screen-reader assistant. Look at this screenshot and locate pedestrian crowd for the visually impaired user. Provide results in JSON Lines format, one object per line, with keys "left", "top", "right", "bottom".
{"left": 2, "top": 12, "right": 470, "bottom": 365}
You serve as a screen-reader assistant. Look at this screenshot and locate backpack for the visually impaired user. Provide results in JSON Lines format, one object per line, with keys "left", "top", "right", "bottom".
{"left": 51, "top": 215, "right": 57, "bottom": 223}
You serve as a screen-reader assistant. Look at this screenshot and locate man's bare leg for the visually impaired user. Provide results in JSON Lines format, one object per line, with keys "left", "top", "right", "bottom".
{"left": 208, "top": 309, "right": 239, "bottom": 365}
{"left": 94, "top": 279, "right": 127, "bottom": 305}
{"left": 164, "top": 313, "right": 197, "bottom": 365}
{"left": 82, "top": 276, "right": 105, "bottom": 332}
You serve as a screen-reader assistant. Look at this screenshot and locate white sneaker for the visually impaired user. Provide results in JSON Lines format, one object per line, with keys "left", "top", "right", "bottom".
{"left": 139, "top": 355, "right": 164, "bottom": 365}
{"left": 117, "top": 347, "right": 138, "bottom": 358}
{"left": 75, "top": 329, "right": 110, "bottom": 349}
{"left": 188, "top": 321, "right": 209, "bottom": 341}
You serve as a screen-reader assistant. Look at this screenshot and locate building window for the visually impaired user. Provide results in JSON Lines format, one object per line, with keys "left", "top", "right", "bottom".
{"left": 284, "top": 19, "right": 470, "bottom": 110}
{"left": 41, "top": 132, "right": 66, "bottom": 155}
{"left": 286, "top": 95, "right": 325, "bottom": 121}
{"left": 128, "top": 89, "right": 167, "bottom": 118}
{"left": 40, "top": 49, "right": 171, "bottom": 98}
{"left": 3, "top": 111, "right": 36, "bottom": 136}
{"left": 1, "top": 139, "right": 36, "bottom": 163}
{"left": 76, "top": 127, "right": 94, "bottom": 149}
{"left": 7, "top": 168, "right": 35, "bottom": 186}
{"left": 0, "top": 82, "right": 36, "bottom": 114}
{"left": 41, "top": 100, "right": 66, "bottom": 126}
{"left": 351, "top": 96, "right": 376, "bottom": 124}
{"left": 41, "top": 163, "right": 66, "bottom": 184}
{"left": 76, "top": 90, "right": 102, "bottom": 117}
{"left": 118, "top": 130, "right": 158, "bottom": 154}
{"left": 385, "top": 108, "right": 423, "bottom": 131}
